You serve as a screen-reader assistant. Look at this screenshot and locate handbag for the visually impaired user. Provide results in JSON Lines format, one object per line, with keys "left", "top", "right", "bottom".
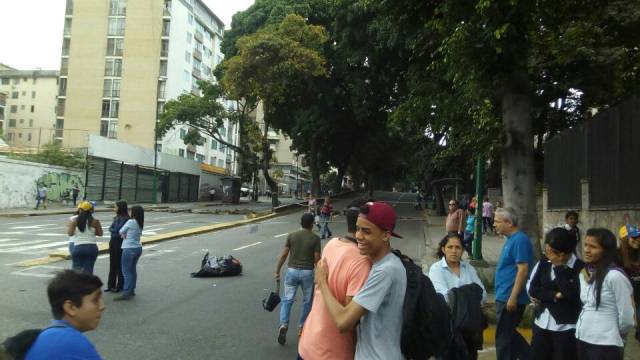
{"left": 262, "top": 280, "right": 281, "bottom": 312}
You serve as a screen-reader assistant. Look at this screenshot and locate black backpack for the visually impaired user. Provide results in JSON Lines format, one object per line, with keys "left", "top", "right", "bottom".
{"left": 190, "top": 252, "right": 242, "bottom": 277}
{"left": 3, "top": 325, "right": 66, "bottom": 360}
{"left": 392, "top": 249, "right": 451, "bottom": 359}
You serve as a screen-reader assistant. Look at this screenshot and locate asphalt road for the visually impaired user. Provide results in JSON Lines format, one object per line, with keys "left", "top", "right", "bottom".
{"left": 0, "top": 191, "right": 427, "bottom": 359}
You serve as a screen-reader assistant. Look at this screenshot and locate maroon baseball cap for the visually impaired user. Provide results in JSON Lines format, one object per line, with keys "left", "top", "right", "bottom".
{"left": 359, "top": 201, "right": 402, "bottom": 238}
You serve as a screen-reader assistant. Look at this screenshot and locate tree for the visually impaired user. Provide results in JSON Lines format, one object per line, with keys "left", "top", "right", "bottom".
{"left": 220, "top": 14, "right": 329, "bottom": 208}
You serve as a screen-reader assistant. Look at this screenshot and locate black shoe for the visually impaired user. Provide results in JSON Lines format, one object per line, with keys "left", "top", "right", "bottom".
{"left": 104, "top": 288, "right": 112, "bottom": 292}
{"left": 277, "top": 325, "right": 287, "bottom": 345}
{"left": 113, "top": 295, "right": 131, "bottom": 301}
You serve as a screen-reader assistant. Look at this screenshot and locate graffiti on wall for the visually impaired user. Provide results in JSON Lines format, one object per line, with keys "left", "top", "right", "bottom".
{"left": 36, "top": 172, "right": 84, "bottom": 202}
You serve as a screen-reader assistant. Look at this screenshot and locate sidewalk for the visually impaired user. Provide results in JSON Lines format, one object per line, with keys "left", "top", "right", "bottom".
{"left": 423, "top": 214, "right": 639, "bottom": 359}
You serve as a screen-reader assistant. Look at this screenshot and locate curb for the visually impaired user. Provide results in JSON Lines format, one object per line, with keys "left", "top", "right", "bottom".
{"left": 12, "top": 211, "right": 280, "bottom": 267}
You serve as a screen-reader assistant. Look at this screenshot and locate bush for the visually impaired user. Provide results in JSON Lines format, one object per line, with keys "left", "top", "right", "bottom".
{"left": 6, "top": 142, "right": 85, "bottom": 169}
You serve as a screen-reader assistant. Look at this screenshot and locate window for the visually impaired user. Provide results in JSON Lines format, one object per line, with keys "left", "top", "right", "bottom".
{"left": 210, "top": 140, "right": 217, "bottom": 150}
{"left": 109, "top": 0, "right": 126, "bottom": 16}
{"left": 57, "top": 99, "right": 66, "bottom": 116}
{"left": 188, "top": 13, "right": 193, "bottom": 25}
{"left": 13, "top": 78, "right": 20, "bottom": 85}
{"left": 65, "top": 0, "right": 73, "bottom": 15}
{"left": 101, "top": 99, "right": 119, "bottom": 118}
{"left": 217, "top": 159, "right": 224, "bottom": 168}
{"left": 157, "top": 80, "right": 166, "bottom": 99}
{"left": 196, "top": 154, "right": 205, "bottom": 162}
{"left": 19, "top": 119, "right": 24, "bottom": 124}
{"left": 187, "top": 150, "right": 195, "bottom": 160}
{"left": 186, "top": 32, "right": 192, "bottom": 44}
{"left": 103, "top": 79, "right": 121, "bottom": 97}
{"left": 185, "top": 51, "right": 191, "bottom": 63}
{"left": 156, "top": 102, "right": 165, "bottom": 118}
{"left": 179, "top": 149, "right": 185, "bottom": 157}
{"left": 160, "top": 39, "right": 169, "bottom": 57}
{"left": 18, "top": 133, "right": 22, "bottom": 138}
{"left": 30, "top": 105, "right": 35, "bottom": 113}
{"left": 33, "top": 77, "right": 37, "bottom": 84}
{"left": 62, "top": 38, "right": 71, "bottom": 56}
{"left": 105, "top": 58, "right": 123, "bottom": 76}
{"left": 7, "top": 133, "right": 13, "bottom": 141}
{"left": 100, "top": 119, "right": 118, "bottom": 138}
{"left": 10, "top": 105, "right": 17, "bottom": 113}
{"left": 108, "top": 18, "right": 126, "bottom": 36}
{"left": 9, "top": 119, "right": 16, "bottom": 127}
{"left": 31, "top": 91, "right": 36, "bottom": 99}
{"left": 29, "top": 119, "right": 33, "bottom": 127}
{"left": 1, "top": 78, "right": 9, "bottom": 85}
{"left": 179, "top": 128, "right": 186, "bottom": 139}
{"left": 159, "top": 60, "right": 168, "bottom": 76}
{"left": 162, "top": 19, "right": 170, "bottom": 36}
{"left": 21, "top": 91, "right": 26, "bottom": 96}
{"left": 184, "top": 70, "right": 190, "bottom": 83}
{"left": 11, "top": 91, "right": 18, "bottom": 99}
{"left": 210, "top": 156, "right": 216, "bottom": 165}
{"left": 106, "top": 38, "right": 124, "bottom": 56}
{"left": 61, "top": 58, "right": 69, "bottom": 75}
{"left": 59, "top": 78, "right": 67, "bottom": 95}
{"left": 64, "top": 18, "right": 72, "bottom": 36}
{"left": 28, "top": 133, "right": 32, "bottom": 141}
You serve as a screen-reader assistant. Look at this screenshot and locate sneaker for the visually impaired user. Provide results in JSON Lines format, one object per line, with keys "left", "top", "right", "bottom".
{"left": 277, "top": 325, "right": 288, "bottom": 345}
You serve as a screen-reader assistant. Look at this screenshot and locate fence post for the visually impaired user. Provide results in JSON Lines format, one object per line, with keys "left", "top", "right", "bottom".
{"left": 101, "top": 158, "right": 107, "bottom": 201}
{"left": 118, "top": 161, "right": 124, "bottom": 200}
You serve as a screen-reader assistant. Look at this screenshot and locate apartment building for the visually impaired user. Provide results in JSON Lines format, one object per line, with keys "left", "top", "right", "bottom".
{"left": 0, "top": 68, "right": 59, "bottom": 148}
{"left": 59, "top": 0, "right": 238, "bottom": 174}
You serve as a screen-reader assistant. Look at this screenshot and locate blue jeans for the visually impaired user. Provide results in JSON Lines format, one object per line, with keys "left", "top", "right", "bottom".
{"left": 71, "top": 244, "right": 98, "bottom": 274}
{"left": 121, "top": 247, "right": 142, "bottom": 297}
{"left": 35, "top": 196, "right": 46, "bottom": 209}
{"left": 495, "top": 301, "right": 530, "bottom": 360}
{"left": 319, "top": 214, "right": 332, "bottom": 239}
{"left": 279, "top": 268, "right": 314, "bottom": 328}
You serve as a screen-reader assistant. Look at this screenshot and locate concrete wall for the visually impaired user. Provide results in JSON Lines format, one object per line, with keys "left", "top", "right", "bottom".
{"left": 0, "top": 157, "right": 83, "bottom": 209}
{"left": 199, "top": 171, "right": 224, "bottom": 200}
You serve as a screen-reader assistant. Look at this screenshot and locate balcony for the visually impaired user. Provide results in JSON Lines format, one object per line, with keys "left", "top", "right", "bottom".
{"left": 192, "top": 67, "right": 201, "bottom": 79}
{"left": 193, "top": 49, "right": 202, "bottom": 61}
{"left": 194, "top": 31, "right": 203, "bottom": 43}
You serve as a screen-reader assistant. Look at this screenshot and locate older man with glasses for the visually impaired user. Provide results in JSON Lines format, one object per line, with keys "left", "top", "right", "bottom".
{"left": 446, "top": 200, "right": 466, "bottom": 239}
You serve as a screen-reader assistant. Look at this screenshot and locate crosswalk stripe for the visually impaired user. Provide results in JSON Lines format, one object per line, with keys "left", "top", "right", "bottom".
{"left": 0, "top": 240, "right": 71, "bottom": 253}
{"left": 0, "top": 240, "right": 49, "bottom": 247}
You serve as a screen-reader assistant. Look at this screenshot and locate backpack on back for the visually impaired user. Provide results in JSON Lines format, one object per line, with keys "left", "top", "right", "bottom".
{"left": 392, "top": 249, "right": 451, "bottom": 359}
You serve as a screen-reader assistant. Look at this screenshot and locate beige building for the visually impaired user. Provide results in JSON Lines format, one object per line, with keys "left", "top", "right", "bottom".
{"left": 58, "top": 0, "right": 236, "bottom": 174}
{"left": 0, "top": 68, "right": 59, "bottom": 148}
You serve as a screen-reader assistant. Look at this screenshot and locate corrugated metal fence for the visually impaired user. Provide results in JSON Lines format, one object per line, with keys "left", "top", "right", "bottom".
{"left": 545, "top": 95, "right": 640, "bottom": 209}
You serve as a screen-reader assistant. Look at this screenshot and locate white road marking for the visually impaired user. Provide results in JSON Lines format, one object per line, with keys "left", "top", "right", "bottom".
{"left": 0, "top": 240, "right": 70, "bottom": 253}
{"left": 0, "top": 238, "right": 19, "bottom": 242}
{"left": 11, "top": 265, "right": 64, "bottom": 278}
{"left": 11, "top": 225, "right": 50, "bottom": 229}
{"left": 38, "top": 233, "right": 66, "bottom": 237}
{"left": 233, "top": 241, "right": 262, "bottom": 251}
{"left": 274, "top": 233, "right": 289, "bottom": 238}
{"left": 0, "top": 232, "right": 26, "bottom": 235}
{"left": 0, "top": 240, "right": 49, "bottom": 247}
{"left": 142, "top": 231, "right": 157, "bottom": 235}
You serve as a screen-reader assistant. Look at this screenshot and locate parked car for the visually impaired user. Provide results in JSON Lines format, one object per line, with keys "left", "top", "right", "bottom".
{"left": 240, "top": 187, "right": 252, "bottom": 197}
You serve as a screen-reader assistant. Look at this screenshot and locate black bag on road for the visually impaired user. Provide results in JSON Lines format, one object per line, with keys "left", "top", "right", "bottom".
{"left": 262, "top": 280, "right": 281, "bottom": 312}
{"left": 190, "top": 252, "right": 242, "bottom": 277}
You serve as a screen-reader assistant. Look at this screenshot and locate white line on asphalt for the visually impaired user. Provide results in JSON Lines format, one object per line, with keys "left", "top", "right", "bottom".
{"left": 0, "top": 232, "right": 26, "bottom": 235}
{"left": 233, "top": 241, "right": 262, "bottom": 251}
{"left": 0, "top": 240, "right": 70, "bottom": 253}
{"left": 11, "top": 265, "right": 64, "bottom": 278}
{"left": 11, "top": 225, "right": 51, "bottom": 229}
{"left": 0, "top": 238, "right": 18, "bottom": 242}
{"left": 38, "top": 233, "right": 66, "bottom": 237}
{"left": 274, "top": 233, "right": 289, "bottom": 238}
{"left": 0, "top": 240, "right": 49, "bottom": 247}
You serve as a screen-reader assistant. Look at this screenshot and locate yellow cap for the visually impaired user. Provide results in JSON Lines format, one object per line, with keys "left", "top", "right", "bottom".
{"left": 78, "top": 201, "right": 93, "bottom": 212}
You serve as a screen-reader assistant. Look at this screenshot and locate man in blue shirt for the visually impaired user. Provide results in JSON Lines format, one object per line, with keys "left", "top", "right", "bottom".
{"left": 26, "top": 270, "right": 105, "bottom": 360}
{"left": 493, "top": 207, "right": 534, "bottom": 360}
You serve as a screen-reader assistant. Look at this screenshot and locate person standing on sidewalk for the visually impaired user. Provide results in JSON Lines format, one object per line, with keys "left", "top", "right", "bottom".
{"left": 115, "top": 205, "right": 144, "bottom": 301}
{"left": 315, "top": 201, "right": 407, "bottom": 360}
{"left": 575, "top": 228, "right": 635, "bottom": 360}
{"left": 68, "top": 202, "right": 103, "bottom": 274}
{"left": 493, "top": 207, "right": 534, "bottom": 360}
{"left": 320, "top": 196, "right": 333, "bottom": 240}
{"left": 34, "top": 184, "right": 48, "bottom": 210}
{"left": 274, "top": 213, "right": 321, "bottom": 345}
{"left": 446, "top": 199, "right": 466, "bottom": 239}
{"left": 106, "top": 201, "right": 128, "bottom": 293}
{"left": 71, "top": 184, "right": 80, "bottom": 207}
{"left": 564, "top": 211, "right": 581, "bottom": 257}
{"left": 298, "top": 200, "right": 372, "bottom": 359}
{"left": 618, "top": 225, "right": 640, "bottom": 342}
{"left": 527, "top": 228, "right": 584, "bottom": 360}
{"left": 463, "top": 208, "right": 476, "bottom": 256}
{"left": 482, "top": 197, "right": 494, "bottom": 234}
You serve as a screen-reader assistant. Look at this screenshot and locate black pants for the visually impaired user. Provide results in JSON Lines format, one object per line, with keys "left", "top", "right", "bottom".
{"left": 576, "top": 339, "right": 623, "bottom": 360}
{"left": 530, "top": 325, "right": 575, "bottom": 360}
{"left": 108, "top": 237, "right": 124, "bottom": 290}
{"left": 495, "top": 301, "right": 530, "bottom": 360}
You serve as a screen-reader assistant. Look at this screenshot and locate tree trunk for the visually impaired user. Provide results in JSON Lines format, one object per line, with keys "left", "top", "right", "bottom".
{"left": 433, "top": 182, "right": 446, "bottom": 216}
{"left": 261, "top": 111, "right": 279, "bottom": 208}
{"left": 310, "top": 134, "right": 322, "bottom": 197}
{"left": 333, "top": 156, "right": 350, "bottom": 194}
{"left": 501, "top": 71, "right": 541, "bottom": 256}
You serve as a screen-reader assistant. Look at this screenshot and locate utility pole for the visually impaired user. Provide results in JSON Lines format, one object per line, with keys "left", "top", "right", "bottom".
{"left": 473, "top": 156, "right": 484, "bottom": 260}
{"left": 296, "top": 153, "right": 300, "bottom": 199}
{"left": 152, "top": 122, "right": 158, "bottom": 204}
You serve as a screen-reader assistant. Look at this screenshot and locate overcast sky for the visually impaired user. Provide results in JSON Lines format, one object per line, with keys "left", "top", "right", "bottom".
{"left": 0, "top": 0, "right": 255, "bottom": 70}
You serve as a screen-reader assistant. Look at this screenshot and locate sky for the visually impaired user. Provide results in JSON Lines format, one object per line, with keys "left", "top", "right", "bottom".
{"left": 0, "top": 0, "right": 255, "bottom": 71}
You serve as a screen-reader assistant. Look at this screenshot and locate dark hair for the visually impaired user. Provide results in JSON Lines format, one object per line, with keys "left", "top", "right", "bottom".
{"left": 131, "top": 205, "right": 144, "bottom": 230}
{"left": 76, "top": 210, "right": 94, "bottom": 232}
{"left": 565, "top": 211, "right": 579, "bottom": 220}
{"left": 620, "top": 233, "right": 640, "bottom": 269}
{"left": 115, "top": 200, "right": 128, "bottom": 217}
{"left": 436, "top": 233, "right": 463, "bottom": 259}
{"left": 346, "top": 198, "right": 368, "bottom": 233}
{"left": 301, "top": 213, "right": 315, "bottom": 229}
{"left": 545, "top": 227, "right": 577, "bottom": 254}
{"left": 585, "top": 228, "right": 619, "bottom": 309}
{"left": 48, "top": 270, "right": 103, "bottom": 320}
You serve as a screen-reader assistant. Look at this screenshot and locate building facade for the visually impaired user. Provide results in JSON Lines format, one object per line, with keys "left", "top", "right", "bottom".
{"left": 58, "top": 0, "right": 238, "bottom": 174}
{"left": 0, "top": 68, "right": 59, "bottom": 148}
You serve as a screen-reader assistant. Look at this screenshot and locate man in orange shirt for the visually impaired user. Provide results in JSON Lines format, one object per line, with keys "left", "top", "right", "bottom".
{"left": 298, "top": 200, "right": 372, "bottom": 359}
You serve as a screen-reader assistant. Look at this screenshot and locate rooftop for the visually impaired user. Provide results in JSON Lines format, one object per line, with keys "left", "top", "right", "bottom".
{"left": 0, "top": 69, "right": 59, "bottom": 78}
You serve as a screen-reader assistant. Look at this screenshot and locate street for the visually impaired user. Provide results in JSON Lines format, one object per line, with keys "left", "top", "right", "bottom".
{"left": 1, "top": 192, "right": 427, "bottom": 359}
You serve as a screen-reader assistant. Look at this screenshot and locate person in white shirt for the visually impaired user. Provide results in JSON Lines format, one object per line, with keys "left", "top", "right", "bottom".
{"left": 575, "top": 228, "right": 635, "bottom": 360}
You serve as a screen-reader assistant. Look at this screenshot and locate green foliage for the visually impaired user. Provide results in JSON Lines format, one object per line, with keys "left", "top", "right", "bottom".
{"left": 7, "top": 142, "right": 85, "bottom": 169}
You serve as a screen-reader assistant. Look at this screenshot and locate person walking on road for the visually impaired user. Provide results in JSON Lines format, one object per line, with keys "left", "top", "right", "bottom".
{"left": 68, "top": 201, "right": 103, "bottom": 274}
{"left": 22, "top": 270, "right": 105, "bottom": 360}
{"left": 493, "top": 207, "right": 534, "bottom": 360}
{"left": 71, "top": 184, "right": 80, "bottom": 207}
{"left": 527, "top": 228, "right": 584, "bottom": 360}
{"left": 575, "top": 228, "right": 635, "bottom": 360}
{"left": 298, "top": 200, "right": 372, "bottom": 360}
{"left": 106, "top": 201, "right": 128, "bottom": 293}
{"left": 446, "top": 199, "right": 466, "bottom": 239}
{"left": 320, "top": 196, "right": 333, "bottom": 239}
{"left": 482, "top": 196, "right": 494, "bottom": 234}
{"left": 618, "top": 224, "right": 640, "bottom": 342}
{"left": 115, "top": 206, "right": 144, "bottom": 301}
{"left": 274, "top": 213, "right": 321, "bottom": 345}
{"left": 315, "top": 201, "right": 407, "bottom": 360}
{"left": 34, "top": 184, "right": 48, "bottom": 210}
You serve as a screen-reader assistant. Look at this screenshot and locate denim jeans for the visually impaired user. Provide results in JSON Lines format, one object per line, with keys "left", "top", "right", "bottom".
{"left": 495, "top": 301, "right": 530, "bottom": 360}
{"left": 279, "top": 267, "right": 314, "bottom": 328}
{"left": 35, "top": 196, "right": 46, "bottom": 209}
{"left": 71, "top": 244, "right": 98, "bottom": 274}
{"left": 319, "top": 214, "right": 332, "bottom": 239}
{"left": 121, "top": 247, "right": 142, "bottom": 297}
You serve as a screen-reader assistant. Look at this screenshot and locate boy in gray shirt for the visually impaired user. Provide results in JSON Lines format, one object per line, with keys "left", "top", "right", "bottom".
{"left": 315, "top": 202, "right": 407, "bottom": 360}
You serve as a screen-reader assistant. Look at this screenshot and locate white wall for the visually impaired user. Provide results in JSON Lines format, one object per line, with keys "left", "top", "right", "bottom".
{"left": 0, "top": 157, "right": 84, "bottom": 209}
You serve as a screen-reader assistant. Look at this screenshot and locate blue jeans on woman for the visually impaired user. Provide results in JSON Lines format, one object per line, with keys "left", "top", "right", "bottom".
{"left": 121, "top": 247, "right": 142, "bottom": 297}
{"left": 279, "top": 268, "right": 314, "bottom": 329}
{"left": 71, "top": 244, "right": 98, "bottom": 274}
{"left": 319, "top": 214, "right": 332, "bottom": 239}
